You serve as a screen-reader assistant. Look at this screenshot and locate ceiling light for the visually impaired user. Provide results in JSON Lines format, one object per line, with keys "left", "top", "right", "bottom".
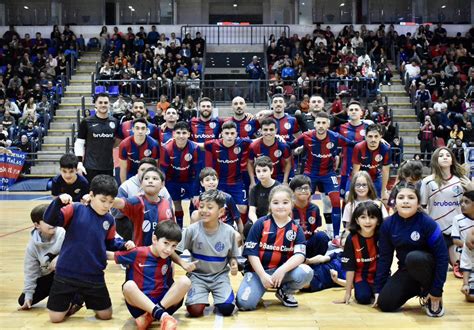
{"left": 131, "top": 8, "right": 135, "bottom": 11}
{"left": 24, "top": 6, "right": 29, "bottom": 9}
{"left": 340, "top": 3, "right": 345, "bottom": 7}
{"left": 128, "top": 5, "right": 133, "bottom": 9}
{"left": 233, "top": 3, "right": 238, "bottom": 7}
{"left": 441, "top": 5, "right": 446, "bottom": 8}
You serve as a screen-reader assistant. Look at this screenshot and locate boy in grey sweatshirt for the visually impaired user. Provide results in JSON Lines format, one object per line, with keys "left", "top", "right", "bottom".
{"left": 18, "top": 204, "right": 65, "bottom": 310}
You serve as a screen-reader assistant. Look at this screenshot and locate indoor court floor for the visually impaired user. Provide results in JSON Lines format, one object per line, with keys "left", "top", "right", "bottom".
{"left": 0, "top": 193, "right": 472, "bottom": 329}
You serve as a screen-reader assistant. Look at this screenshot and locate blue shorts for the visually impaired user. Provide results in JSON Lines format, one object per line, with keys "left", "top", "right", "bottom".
{"left": 309, "top": 174, "right": 339, "bottom": 195}
{"left": 339, "top": 175, "right": 350, "bottom": 197}
{"left": 166, "top": 181, "right": 194, "bottom": 201}
{"left": 218, "top": 182, "right": 247, "bottom": 205}
{"left": 126, "top": 294, "right": 183, "bottom": 319}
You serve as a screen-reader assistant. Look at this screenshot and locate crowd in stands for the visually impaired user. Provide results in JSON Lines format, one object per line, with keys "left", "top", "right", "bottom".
{"left": 0, "top": 25, "right": 79, "bottom": 172}
{"left": 96, "top": 26, "right": 205, "bottom": 100}
{"left": 404, "top": 24, "right": 474, "bottom": 165}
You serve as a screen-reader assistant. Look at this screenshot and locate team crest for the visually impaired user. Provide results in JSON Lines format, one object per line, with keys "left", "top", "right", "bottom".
{"left": 453, "top": 185, "right": 462, "bottom": 195}
{"left": 375, "top": 154, "right": 383, "bottom": 162}
{"left": 234, "top": 147, "right": 241, "bottom": 154}
{"left": 410, "top": 231, "right": 420, "bottom": 241}
{"left": 184, "top": 153, "right": 193, "bottom": 161}
{"left": 215, "top": 241, "right": 225, "bottom": 252}
{"left": 286, "top": 230, "right": 297, "bottom": 241}
{"left": 360, "top": 129, "right": 366, "bottom": 136}
{"left": 209, "top": 122, "right": 216, "bottom": 129}
{"left": 274, "top": 150, "right": 282, "bottom": 158}
{"left": 74, "top": 188, "right": 81, "bottom": 194}
{"left": 161, "top": 264, "right": 168, "bottom": 275}
{"left": 103, "top": 221, "right": 110, "bottom": 230}
{"left": 180, "top": 188, "right": 186, "bottom": 197}
{"left": 326, "top": 142, "right": 334, "bottom": 149}
{"left": 109, "top": 122, "right": 116, "bottom": 129}
{"left": 146, "top": 128, "right": 151, "bottom": 135}
{"left": 308, "top": 216, "right": 316, "bottom": 225}
{"left": 284, "top": 122, "right": 291, "bottom": 130}
{"left": 144, "top": 149, "right": 152, "bottom": 157}
{"left": 142, "top": 220, "right": 152, "bottom": 232}
{"left": 244, "top": 124, "right": 252, "bottom": 132}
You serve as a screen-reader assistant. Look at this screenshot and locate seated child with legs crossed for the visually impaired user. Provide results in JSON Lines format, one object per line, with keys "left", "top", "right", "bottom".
{"left": 112, "top": 167, "right": 175, "bottom": 247}
{"left": 236, "top": 185, "right": 314, "bottom": 310}
{"left": 174, "top": 189, "right": 240, "bottom": 317}
{"left": 190, "top": 167, "right": 243, "bottom": 244}
{"left": 43, "top": 175, "right": 135, "bottom": 323}
{"left": 18, "top": 204, "right": 69, "bottom": 311}
{"left": 337, "top": 202, "right": 382, "bottom": 304}
{"left": 460, "top": 228, "right": 474, "bottom": 302}
{"left": 107, "top": 220, "right": 191, "bottom": 330}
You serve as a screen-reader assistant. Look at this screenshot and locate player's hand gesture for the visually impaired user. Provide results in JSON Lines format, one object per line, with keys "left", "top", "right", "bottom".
{"left": 17, "top": 299, "right": 32, "bottom": 310}
{"left": 260, "top": 272, "right": 274, "bottom": 289}
{"left": 182, "top": 260, "right": 199, "bottom": 273}
{"left": 271, "top": 267, "right": 286, "bottom": 288}
{"left": 124, "top": 240, "right": 136, "bottom": 250}
{"left": 58, "top": 194, "right": 73, "bottom": 205}
{"left": 77, "top": 162, "right": 87, "bottom": 175}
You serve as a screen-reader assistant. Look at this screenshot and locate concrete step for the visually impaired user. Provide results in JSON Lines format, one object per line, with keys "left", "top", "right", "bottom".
{"left": 56, "top": 109, "right": 82, "bottom": 116}
{"left": 69, "top": 80, "right": 91, "bottom": 85}
{"left": 399, "top": 128, "right": 420, "bottom": 133}
{"left": 66, "top": 85, "right": 91, "bottom": 92}
{"left": 50, "top": 121, "right": 73, "bottom": 130}
{"left": 21, "top": 173, "right": 57, "bottom": 178}
{"left": 391, "top": 108, "right": 415, "bottom": 115}
{"left": 77, "top": 59, "right": 98, "bottom": 65}
{"left": 41, "top": 144, "right": 68, "bottom": 151}
{"left": 388, "top": 102, "right": 412, "bottom": 108}
{"left": 54, "top": 115, "right": 77, "bottom": 120}
{"left": 44, "top": 136, "right": 69, "bottom": 144}
{"left": 70, "top": 74, "right": 92, "bottom": 81}
{"left": 393, "top": 114, "right": 417, "bottom": 122}
{"left": 397, "top": 121, "right": 420, "bottom": 129}
{"left": 57, "top": 104, "right": 85, "bottom": 110}
{"left": 401, "top": 136, "right": 419, "bottom": 144}
{"left": 64, "top": 91, "right": 92, "bottom": 96}
{"left": 386, "top": 96, "right": 411, "bottom": 103}
{"left": 381, "top": 84, "right": 405, "bottom": 92}
{"left": 381, "top": 90, "right": 407, "bottom": 96}
{"left": 37, "top": 150, "right": 66, "bottom": 159}
{"left": 47, "top": 129, "right": 71, "bottom": 136}
{"left": 31, "top": 164, "right": 60, "bottom": 174}
{"left": 61, "top": 96, "right": 93, "bottom": 103}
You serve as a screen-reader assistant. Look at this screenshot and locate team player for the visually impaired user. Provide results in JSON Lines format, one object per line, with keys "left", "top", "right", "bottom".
{"left": 452, "top": 191, "right": 474, "bottom": 253}
{"left": 51, "top": 153, "right": 89, "bottom": 202}
{"left": 339, "top": 202, "right": 381, "bottom": 305}
{"left": 460, "top": 228, "right": 474, "bottom": 302}
{"left": 160, "top": 121, "right": 200, "bottom": 228}
{"left": 174, "top": 190, "right": 240, "bottom": 317}
{"left": 334, "top": 100, "right": 368, "bottom": 196}
{"left": 289, "top": 174, "right": 330, "bottom": 260}
{"left": 74, "top": 93, "right": 119, "bottom": 182}
{"left": 112, "top": 167, "right": 175, "bottom": 247}
{"left": 351, "top": 124, "right": 391, "bottom": 199}
{"left": 108, "top": 221, "right": 190, "bottom": 330}
{"left": 420, "top": 147, "right": 467, "bottom": 276}
{"left": 248, "top": 118, "right": 292, "bottom": 185}
{"left": 236, "top": 185, "right": 313, "bottom": 310}
{"left": 375, "top": 182, "right": 448, "bottom": 317}
{"left": 270, "top": 94, "right": 301, "bottom": 143}
{"left": 225, "top": 96, "right": 260, "bottom": 139}
{"left": 118, "top": 118, "right": 160, "bottom": 183}
{"left": 291, "top": 111, "right": 355, "bottom": 245}
{"left": 43, "top": 175, "right": 134, "bottom": 323}
{"left": 117, "top": 99, "right": 161, "bottom": 142}
{"left": 159, "top": 107, "right": 179, "bottom": 145}
{"left": 201, "top": 121, "right": 252, "bottom": 215}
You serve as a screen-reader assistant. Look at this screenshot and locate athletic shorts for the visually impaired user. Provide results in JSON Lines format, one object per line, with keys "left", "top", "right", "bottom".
{"left": 186, "top": 272, "right": 235, "bottom": 306}
{"left": 125, "top": 290, "right": 183, "bottom": 319}
{"left": 47, "top": 275, "right": 111, "bottom": 312}
{"left": 218, "top": 182, "right": 247, "bottom": 205}
{"left": 166, "top": 181, "right": 194, "bottom": 201}
{"left": 309, "top": 174, "right": 339, "bottom": 195}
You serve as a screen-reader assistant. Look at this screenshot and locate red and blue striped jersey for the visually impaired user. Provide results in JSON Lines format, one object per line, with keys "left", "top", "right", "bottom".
{"left": 341, "top": 233, "right": 378, "bottom": 284}
{"left": 120, "top": 195, "right": 175, "bottom": 246}
{"left": 291, "top": 130, "right": 352, "bottom": 177}
{"left": 243, "top": 215, "right": 306, "bottom": 271}
{"left": 335, "top": 122, "right": 367, "bottom": 176}
{"left": 118, "top": 120, "right": 161, "bottom": 141}
{"left": 160, "top": 140, "right": 200, "bottom": 183}
{"left": 224, "top": 117, "right": 260, "bottom": 139}
{"left": 248, "top": 139, "right": 291, "bottom": 180}
{"left": 119, "top": 136, "right": 160, "bottom": 179}
{"left": 292, "top": 203, "right": 322, "bottom": 240}
{"left": 204, "top": 138, "right": 252, "bottom": 185}
{"left": 190, "top": 117, "right": 222, "bottom": 142}
{"left": 352, "top": 141, "right": 391, "bottom": 181}
{"left": 160, "top": 127, "right": 174, "bottom": 146}
{"left": 114, "top": 246, "right": 173, "bottom": 299}
{"left": 271, "top": 114, "right": 300, "bottom": 142}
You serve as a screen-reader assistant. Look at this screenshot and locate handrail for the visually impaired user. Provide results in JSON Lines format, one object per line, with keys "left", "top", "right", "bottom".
{"left": 91, "top": 72, "right": 95, "bottom": 97}
{"left": 76, "top": 110, "right": 81, "bottom": 132}
{"left": 81, "top": 96, "right": 86, "bottom": 116}
{"left": 71, "top": 123, "right": 76, "bottom": 147}
{"left": 180, "top": 25, "right": 290, "bottom": 45}
{"left": 262, "top": 36, "right": 270, "bottom": 108}
{"left": 66, "top": 137, "right": 70, "bottom": 154}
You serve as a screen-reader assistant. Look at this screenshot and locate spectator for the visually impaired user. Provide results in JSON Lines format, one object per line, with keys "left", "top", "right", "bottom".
{"left": 447, "top": 124, "right": 464, "bottom": 147}
{"left": 463, "top": 122, "right": 474, "bottom": 147}
{"left": 390, "top": 136, "right": 403, "bottom": 167}
{"left": 415, "top": 83, "right": 432, "bottom": 114}
{"left": 419, "top": 115, "right": 436, "bottom": 165}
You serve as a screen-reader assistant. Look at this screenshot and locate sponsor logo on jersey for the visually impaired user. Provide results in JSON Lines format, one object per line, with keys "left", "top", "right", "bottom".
{"left": 433, "top": 201, "right": 461, "bottom": 207}
{"left": 93, "top": 132, "right": 115, "bottom": 138}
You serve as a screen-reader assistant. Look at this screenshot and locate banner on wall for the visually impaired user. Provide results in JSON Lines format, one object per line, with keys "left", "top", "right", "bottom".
{"left": 0, "top": 150, "right": 26, "bottom": 191}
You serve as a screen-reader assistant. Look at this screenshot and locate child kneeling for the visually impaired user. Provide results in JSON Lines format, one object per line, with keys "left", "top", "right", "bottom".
{"left": 109, "top": 220, "right": 190, "bottom": 330}
{"left": 236, "top": 186, "right": 313, "bottom": 310}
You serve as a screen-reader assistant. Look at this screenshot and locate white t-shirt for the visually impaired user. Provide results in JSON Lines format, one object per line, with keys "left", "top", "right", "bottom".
{"left": 451, "top": 214, "right": 474, "bottom": 242}
{"left": 420, "top": 174, "right": 464, "bottom": 234}
{"left": 460, "top": 243, "right": 474, "bottom": 285}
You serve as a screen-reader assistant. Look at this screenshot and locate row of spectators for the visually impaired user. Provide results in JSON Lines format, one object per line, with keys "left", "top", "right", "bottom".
{"left": 96, "top": 26, "right": 205, "bottom": 99}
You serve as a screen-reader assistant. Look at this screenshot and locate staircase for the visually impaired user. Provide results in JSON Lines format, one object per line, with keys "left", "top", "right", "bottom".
{"left": 380, "top": 77, "right": 419, "bottom": 160}
{"left": 29, "top": 51, "right": 100, "bottom": 177}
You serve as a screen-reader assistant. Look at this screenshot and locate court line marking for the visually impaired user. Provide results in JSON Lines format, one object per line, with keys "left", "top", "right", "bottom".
{"left": 0, "top": 225, "right": 33, "bottom": 238}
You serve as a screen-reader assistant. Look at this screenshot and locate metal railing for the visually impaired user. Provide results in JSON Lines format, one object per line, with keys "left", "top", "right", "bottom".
{"left": 180, "top": 25, "right": 290, "bottom": 45}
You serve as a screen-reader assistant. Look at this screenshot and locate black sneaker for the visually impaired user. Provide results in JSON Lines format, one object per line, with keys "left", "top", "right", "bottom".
{"left": 275, "top": 288, "right": 298, "bottom": 307}
{"left": 420, "top": 297, "right": 445, "bottom": 317}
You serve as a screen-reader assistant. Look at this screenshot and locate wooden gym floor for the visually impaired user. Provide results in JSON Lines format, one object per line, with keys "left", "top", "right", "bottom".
{"left": 0, "top": 197, "right": 472, "bottom": 329}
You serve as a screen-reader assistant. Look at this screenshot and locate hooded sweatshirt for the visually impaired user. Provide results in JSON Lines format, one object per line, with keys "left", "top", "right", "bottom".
{"left": 22, "top": 227, "right": 65, "bottom": 301}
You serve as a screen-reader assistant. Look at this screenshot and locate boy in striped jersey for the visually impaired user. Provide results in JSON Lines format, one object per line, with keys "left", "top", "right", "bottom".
{"left": 109, "top": 220, "right": 190, "bottom": 330}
